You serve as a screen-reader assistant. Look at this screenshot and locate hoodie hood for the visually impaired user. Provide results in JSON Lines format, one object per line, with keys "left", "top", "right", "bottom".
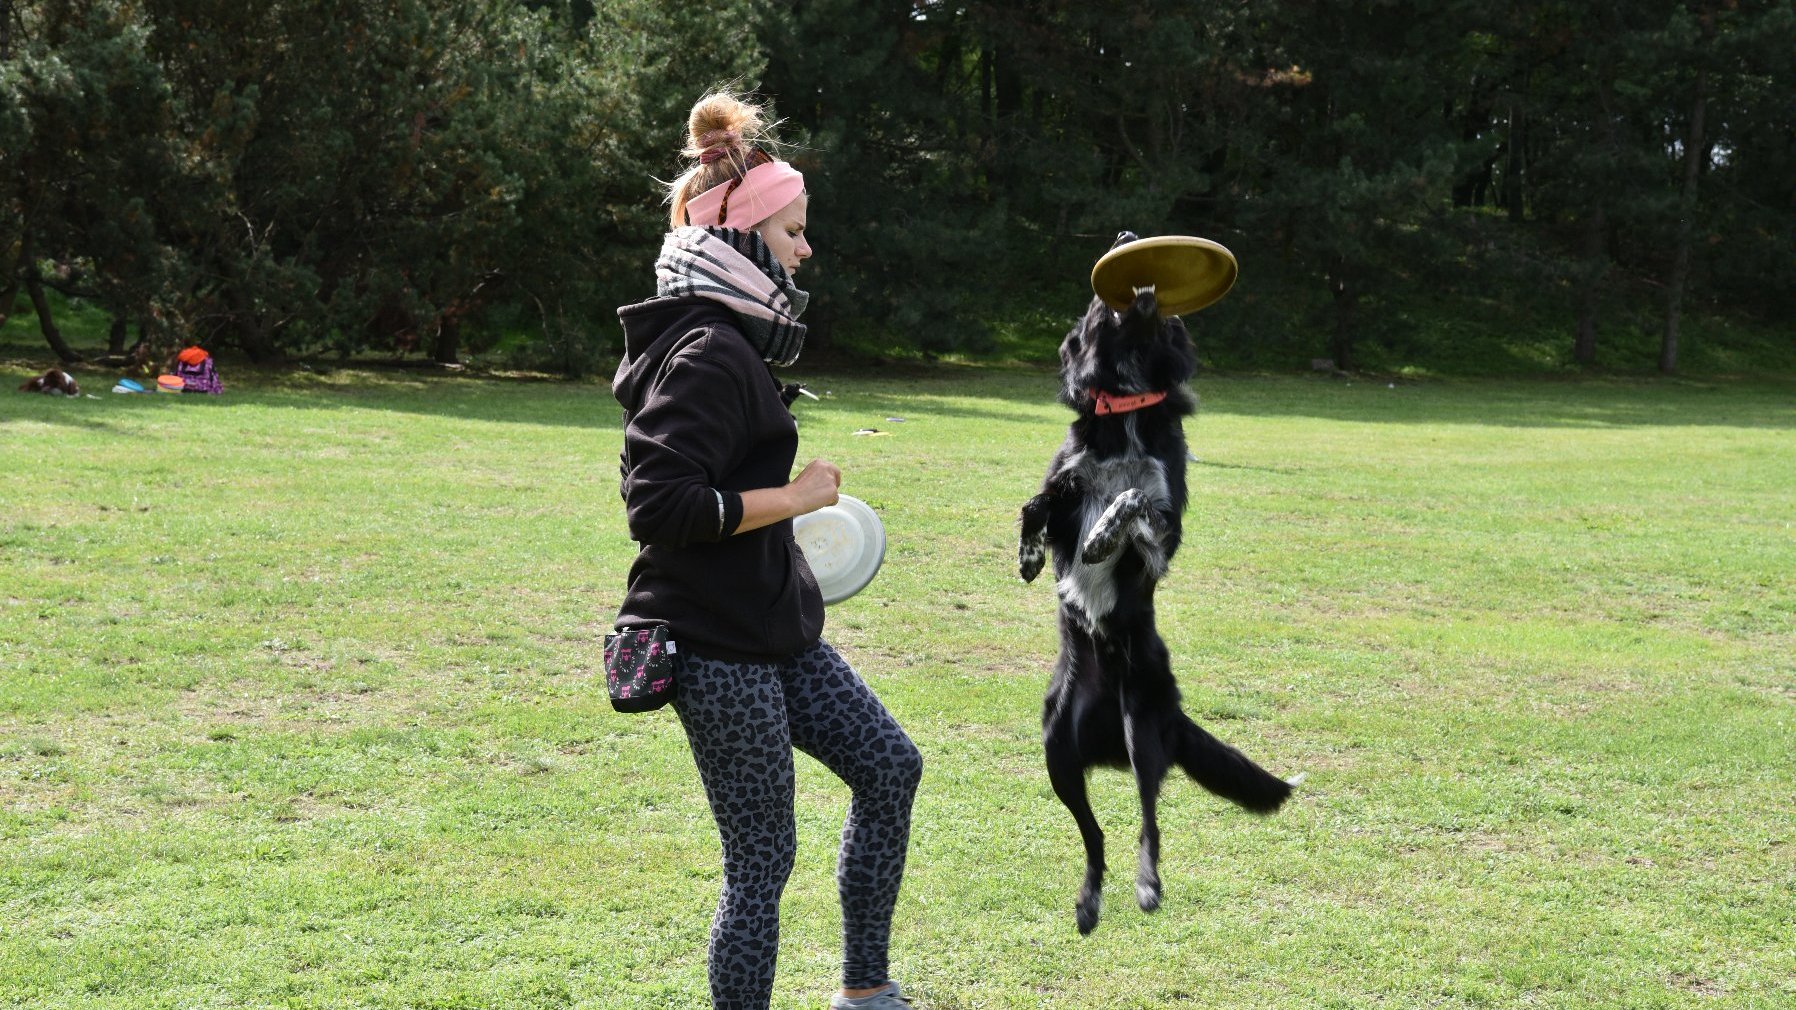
{"left": 613, "top": 295, "right": 740, "bottom": 414}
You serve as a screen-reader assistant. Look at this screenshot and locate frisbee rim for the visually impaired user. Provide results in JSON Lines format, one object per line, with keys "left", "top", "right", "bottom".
{"left": 793, "top": 493, "right": 886, "bottom": 606}
{"left": 1091, "top": 235, "right": 1239, "bottom": 316}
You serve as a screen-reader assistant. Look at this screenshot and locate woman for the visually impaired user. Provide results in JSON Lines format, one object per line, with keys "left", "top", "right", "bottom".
{"left": 612, "top": 91, "right": 923, "bottom": 1010}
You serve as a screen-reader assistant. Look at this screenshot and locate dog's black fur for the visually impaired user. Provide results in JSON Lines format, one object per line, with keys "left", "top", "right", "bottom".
{"left": 1019, "top": 233, "right": 1294, "bottom": 934}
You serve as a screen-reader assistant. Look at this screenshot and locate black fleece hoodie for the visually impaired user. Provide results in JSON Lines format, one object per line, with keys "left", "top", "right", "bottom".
{"left": 611, "top": 294, "right": 824, "bottom": 662}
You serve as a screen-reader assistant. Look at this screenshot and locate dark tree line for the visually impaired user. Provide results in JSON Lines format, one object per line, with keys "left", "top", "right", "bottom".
{"left": 759, "top": 0, "right": 1794, "bottom": 372}
{"left": 3, "top": 1, "right": 1791, "bottom": 374}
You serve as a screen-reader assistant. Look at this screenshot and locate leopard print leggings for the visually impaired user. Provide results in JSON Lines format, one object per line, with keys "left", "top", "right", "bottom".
{"left": 674, "top": 639, "right": 922, "bottom": 1010}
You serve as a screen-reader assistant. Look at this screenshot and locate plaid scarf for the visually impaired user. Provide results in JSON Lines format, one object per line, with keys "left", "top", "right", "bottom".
{"left": 655, "top": 226, "right": 810, "bottom": 367}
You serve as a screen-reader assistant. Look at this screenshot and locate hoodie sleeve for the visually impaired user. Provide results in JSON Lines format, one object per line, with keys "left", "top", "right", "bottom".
{"left": 621, "top": 335, "right": 749, "bottom": 546}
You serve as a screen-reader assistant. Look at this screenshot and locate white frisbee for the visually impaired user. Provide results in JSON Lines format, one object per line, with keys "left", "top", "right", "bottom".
{"left": 793, "top": 494, "right": 886, "bottom": 605}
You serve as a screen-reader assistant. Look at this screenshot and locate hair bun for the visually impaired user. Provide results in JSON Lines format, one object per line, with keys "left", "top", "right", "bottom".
{"left": 696, "top": 129, "right": 740, "bottom": 163}
{"left": 684, "top": 90, "right": 768, "bottom": 163}
{"left": 667, "top": 89, "right": 786, "bottom": 231}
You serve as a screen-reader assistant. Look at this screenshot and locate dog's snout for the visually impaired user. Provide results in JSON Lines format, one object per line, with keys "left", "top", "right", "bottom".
{"left": 1130, "top": 287, "right": 1159, "bottom": 319}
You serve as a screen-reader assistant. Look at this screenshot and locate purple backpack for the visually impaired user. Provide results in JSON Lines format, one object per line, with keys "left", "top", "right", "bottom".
{"left": 176, "top": 355, "right": 222, "bottom": 394}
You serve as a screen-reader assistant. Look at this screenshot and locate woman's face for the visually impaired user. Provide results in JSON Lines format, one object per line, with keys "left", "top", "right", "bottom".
{"left": 755, "top": 194, "right": 811, "bottom": 277}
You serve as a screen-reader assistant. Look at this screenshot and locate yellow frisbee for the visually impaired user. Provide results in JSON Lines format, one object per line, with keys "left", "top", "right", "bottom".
{"left": 1091, "top": 235, "right": 1239, "bottom": 316}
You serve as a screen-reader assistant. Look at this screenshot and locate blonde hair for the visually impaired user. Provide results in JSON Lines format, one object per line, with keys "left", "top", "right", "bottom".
{"left": 667, "top": 89, "right": 779, "bottom": 230}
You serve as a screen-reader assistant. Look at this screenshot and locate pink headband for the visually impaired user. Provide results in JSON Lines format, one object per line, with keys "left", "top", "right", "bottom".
{"left": 685, "top": 159, "right": 806, "bottom": 230}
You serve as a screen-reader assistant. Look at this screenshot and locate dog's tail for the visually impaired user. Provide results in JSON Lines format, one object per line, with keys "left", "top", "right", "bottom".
{"left": 1173, "top": 715, "right": 1293, "bottom": 814}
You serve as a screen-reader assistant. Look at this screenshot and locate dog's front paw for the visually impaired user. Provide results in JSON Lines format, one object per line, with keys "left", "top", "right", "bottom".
{"left": 1019, "top": 535, "right": 1047, "bottom": 583}
{"left": 1079, "top": 525, "right": 1122, "bottom": 566}
{"left": 1079, "top": 535, "right": 1118, "bottom": 566}
{"left": 1080, "top": 488, "right": 1147, "bottom": 565}
{"left": 1018, "top": 495, "right": 1052, "bottom": 582}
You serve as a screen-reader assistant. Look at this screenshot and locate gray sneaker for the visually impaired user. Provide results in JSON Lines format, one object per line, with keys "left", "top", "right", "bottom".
{"left": 829, "top": 982, "right": 912, "bottom": 1009}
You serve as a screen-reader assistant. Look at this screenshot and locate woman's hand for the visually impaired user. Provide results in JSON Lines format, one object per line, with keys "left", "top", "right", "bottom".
{"left": 785, "top": 458, "right": 842, "bottom": 515}
{"left": 734, "top": 459, "right": 842, "bottom": 535}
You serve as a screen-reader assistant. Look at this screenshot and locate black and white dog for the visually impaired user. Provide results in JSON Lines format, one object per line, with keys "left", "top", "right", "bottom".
{"left": 1018, "top": 233, "right": 1296, "bottom": 934}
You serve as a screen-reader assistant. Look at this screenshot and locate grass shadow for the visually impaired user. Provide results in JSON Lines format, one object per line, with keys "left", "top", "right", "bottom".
{"left": 1186, "top": 373, "right": 1796, "bottom": 430}
{"left": 7, "top": 337, "right": 1793, "bottom": 434}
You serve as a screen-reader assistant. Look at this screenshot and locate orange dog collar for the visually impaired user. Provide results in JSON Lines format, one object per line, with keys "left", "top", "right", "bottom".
{"left": 1090, "top": 389, "right": 1168, "bottom": 416}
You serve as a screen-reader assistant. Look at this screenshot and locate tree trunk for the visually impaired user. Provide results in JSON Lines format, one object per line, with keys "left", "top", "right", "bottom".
{"left": 1572, "top": 25, "right": 1629, "bottom": 369}
{"left": 979, "top": 46, "right": 992, "bottom": 124}
{"left": 1327, "top": 255, "right": 1357, "bottom": 371}
{"left": 103, "top": 320, "right": 152, "bottom": 368}
{"left": 130, "top": 321, "right": 152, "bottom": 367}
{"left": 1662, "top": 60, "right": 1710, "bottom": 375}
{"left": 25, "top": 269, "right": 83, "bottom": 364}
{"left": 108, "top": 316, "right": 128, "bottom": 356}
{"left": 0, "top": 277, "right": 18, "bottom": 331}
{"left": 239, "top": 333, "right": 282, "bottom": 364}
{"left": 993, "top": 44, "right": 1021, "bottom": 121}
{"left": 1452, "top": 85, "right": 1493, "bottom": 208}
{"left": 431, "top": 315, "right": 460, "bottom": 364}
{"left": 1574, "top": 207, "right": 1606, "bottom": 367}
{"left": 933, "top": 27, "right": 960, "bottom": 118}
{"left": 225, "top": 286, "right": 283, "bottom": 364}
{"left": 1504, "top": 101, "right": 1526, "bottom": 223}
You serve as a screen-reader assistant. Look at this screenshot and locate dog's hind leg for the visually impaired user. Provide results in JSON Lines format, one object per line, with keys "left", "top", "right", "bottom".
{"left": 1044, "top": 729, "right": 1106, "bottom": 934}
{"left": 1170, "top": 710, "right": 1294, "bottom": 814}
{"left": 1121, "top": 689, "right": 1172, "bottom": 913}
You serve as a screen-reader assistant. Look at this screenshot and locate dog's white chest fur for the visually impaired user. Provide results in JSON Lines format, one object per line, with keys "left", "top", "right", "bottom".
{"left": 1056, "top": 446, "right": 1171, "bottom": 632}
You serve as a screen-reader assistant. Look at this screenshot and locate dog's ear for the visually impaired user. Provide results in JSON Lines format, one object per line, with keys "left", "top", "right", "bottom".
{"left": 1057, "top": 302, "right": 1106, "bottom": 409}
{"left": 1059, "top": 328, "right": 1080, "bottom": 365}
{"left": 1061, "top": 297, "right": 1110, "bottom": 364}
{"left": 1112, "top": 230, "right": 1138, "bottom": 249}
{"left": 1064, "top": 297, "right": 1104, "bottom": 343}
{"left": 1156, "top": 316, "right": 1198, "bottom": 387}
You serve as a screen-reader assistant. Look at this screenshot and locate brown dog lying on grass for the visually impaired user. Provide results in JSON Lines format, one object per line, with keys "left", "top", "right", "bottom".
{"left": 19, "top": 369, "right": 80, "bottom": 396}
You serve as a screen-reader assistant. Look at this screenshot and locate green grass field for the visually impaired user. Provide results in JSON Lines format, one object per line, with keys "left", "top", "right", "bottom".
{"left": 3, "top": 362, "right": 1793, "bottom": 1009}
